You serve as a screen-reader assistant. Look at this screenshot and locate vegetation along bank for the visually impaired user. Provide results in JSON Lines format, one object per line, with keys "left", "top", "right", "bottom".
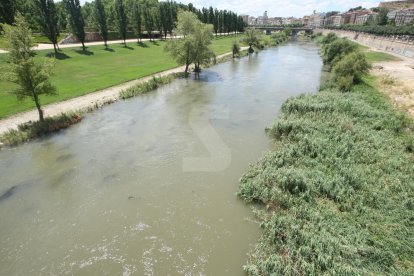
{"left": 238, "top": 33, "right": 414, "bottom": 275}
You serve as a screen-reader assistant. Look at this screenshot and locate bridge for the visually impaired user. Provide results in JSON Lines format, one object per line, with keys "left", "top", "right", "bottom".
{"left": 253, "top": 26, "right": 313, "bottom": 35}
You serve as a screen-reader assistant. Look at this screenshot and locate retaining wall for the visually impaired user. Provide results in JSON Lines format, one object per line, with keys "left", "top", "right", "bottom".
{"left": 315, "top": 28, "right": 414, "bottom": 59}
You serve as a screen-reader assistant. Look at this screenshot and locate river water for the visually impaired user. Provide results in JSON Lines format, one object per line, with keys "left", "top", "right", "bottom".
{"left": 0, "top": 41, "right": 322, "bottom": 275}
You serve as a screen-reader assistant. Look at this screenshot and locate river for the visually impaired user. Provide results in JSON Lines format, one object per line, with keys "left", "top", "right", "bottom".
{"left": 0, "top": 41, "right": 323, "bottom": 275}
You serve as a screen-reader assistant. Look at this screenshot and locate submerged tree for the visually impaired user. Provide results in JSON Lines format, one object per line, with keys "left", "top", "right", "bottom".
{"left": 165, "top": 11, "right": 215, "bottom": 75}
{"left": 34, "top": 0, "right": 60, "bottom": 54}
{"left": 64, "top": 0, "right": 86, "bottom": 51}
{"left": 1, "top": 14, "right": 56, "bottom": 122}
{"left": 94, "top": 0, "right": 108, "bottom": 48}
{"left": 191, "top": 22, "right": 215, "bottom": 72}
{"left": 232, "top": 40, "right": 240, "bottom": 58}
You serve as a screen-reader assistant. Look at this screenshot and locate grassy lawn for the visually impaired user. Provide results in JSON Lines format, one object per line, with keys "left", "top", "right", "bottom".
{"left": 357, "top": 44, "right": 402, "bottom": 63}
{"left": 0, "top": 34, "right": 242, "bottom": 119}
{"left": 365, "top": 51, "right": 402, "bottom": 63}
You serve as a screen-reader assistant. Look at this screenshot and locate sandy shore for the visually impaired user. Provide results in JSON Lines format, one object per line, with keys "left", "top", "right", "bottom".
{"left": 368, "top": 50, "right": 414, "bottom": 117}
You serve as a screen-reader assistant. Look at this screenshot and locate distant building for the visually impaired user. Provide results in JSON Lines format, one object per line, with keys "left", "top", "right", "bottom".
{"left": 302, "top": 16, "right": 310, "bottom": 26}
{"left": 379, "top": 0, "right": 414, "bottom": 10}
{"left": 240, "top": 15, "right": 249, "bottom": 25}
{"left": 355, "top": 13, "right": 378, "bottom": 25}
{"left": 395, "top": 8, "right": 414, "bottom": 25}
{"left": 308, "top": 12, "right": 326, "bottom": 28}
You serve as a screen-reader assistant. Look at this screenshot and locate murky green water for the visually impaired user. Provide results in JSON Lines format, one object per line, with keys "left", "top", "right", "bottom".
{"left": 0, "top": 41, "right": 322, "bottom": 275}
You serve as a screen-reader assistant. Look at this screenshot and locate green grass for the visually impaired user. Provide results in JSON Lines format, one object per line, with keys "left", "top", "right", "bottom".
{"left": 365, "top": 51, "right": 402, "bottom": 63}
{"left": 0, "top": 34, "right": 242, "bottom": 119}
{"left": 239, "top": 79, "right": 414, "bottom": 275}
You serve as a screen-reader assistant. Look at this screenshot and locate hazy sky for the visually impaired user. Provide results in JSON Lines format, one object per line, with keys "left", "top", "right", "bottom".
{"left": 79, "top": 0, "right": 385, "bottom": 17}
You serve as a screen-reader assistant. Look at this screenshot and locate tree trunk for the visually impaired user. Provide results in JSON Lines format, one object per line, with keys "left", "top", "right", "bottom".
{"left": 53, "top": 43, "right": 58, "bottom": 54}
{"left": 104, "top": 40, "right": 108, "bottom": 48}
{"left": 33, "top": 93, "right": 44, "bottom": 122}
{"left": 81, "top": 41, "right": 86, "bottom": 51}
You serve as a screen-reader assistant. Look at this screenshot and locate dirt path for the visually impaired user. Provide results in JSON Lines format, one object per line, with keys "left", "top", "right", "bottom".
{"left": 369, "top": 50, "right": 414, "bottom": 117}
{"left": 0, "top": 50, "right": 245, "bottom": 135}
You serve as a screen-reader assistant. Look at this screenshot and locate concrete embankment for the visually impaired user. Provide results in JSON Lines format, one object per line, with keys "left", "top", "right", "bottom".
{"left": 315, "top": 28, "right": 414, "bottom": 59}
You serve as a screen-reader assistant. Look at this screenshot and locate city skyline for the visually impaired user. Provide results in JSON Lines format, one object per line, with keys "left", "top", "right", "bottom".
{"left": 78, "top": 0, "right": 389, "bottom": 18}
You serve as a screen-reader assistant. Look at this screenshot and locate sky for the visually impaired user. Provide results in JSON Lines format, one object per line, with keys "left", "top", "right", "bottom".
{"left": 80, "top": 0, "right": 386, "bottom": 18}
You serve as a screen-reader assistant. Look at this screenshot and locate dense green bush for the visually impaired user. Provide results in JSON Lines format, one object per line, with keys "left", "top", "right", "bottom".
{"left": 321, "top": 38, "right": 358, "bottom": 67}
{"left": 332, "top": 52, "right": 371, "bottom": 91}
{"left": 239, "top": 83, "right": 414, "bottom": 275}
{"left": 318, "top": 33, "right": 371, "bottom": 91}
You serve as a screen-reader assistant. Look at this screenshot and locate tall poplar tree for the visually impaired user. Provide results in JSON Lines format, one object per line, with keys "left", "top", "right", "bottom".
{"left": 95, "top": 0, "right": 108, "bottom": 48}
{"left": 131, "top": 0, "right": 142, "bottom": 43}
{"left": 34, "top": 0, "right": 60, "bottom": 54}
{"left": 115, "top": 0, "right": 128, "bottom": 46}
{"left": 0, "top": 0, "right": 16, "bottom": 24}
{"left": 64, "top": 0, "right": 86, "bottom": 50}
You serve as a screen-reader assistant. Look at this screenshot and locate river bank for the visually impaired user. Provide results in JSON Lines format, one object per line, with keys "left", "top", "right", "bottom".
{"left": 0, "top": 48, "right": 249, "bottom": 142}
{"left": 239, "top": 34, "right": 414, "bottom": 275}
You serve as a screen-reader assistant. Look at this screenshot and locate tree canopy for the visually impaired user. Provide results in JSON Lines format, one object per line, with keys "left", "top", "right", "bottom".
{"left": 1, "top": 14, "right": 56, "bottom": 122}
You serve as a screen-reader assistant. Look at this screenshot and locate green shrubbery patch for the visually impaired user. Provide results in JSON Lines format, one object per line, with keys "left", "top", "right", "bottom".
{"left": 119, "top": 75, "right": 174, "bottom": 99}
{"left": 0, "top": 112, "right": 82, "bottom": 146}
{"left": 239, "top": 38, "right": 414, "bottom": 274}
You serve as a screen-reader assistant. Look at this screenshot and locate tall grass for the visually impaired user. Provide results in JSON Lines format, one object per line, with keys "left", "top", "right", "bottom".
{"left": 239, "top": 40, "right": 414, "bottom": 274}
{"left": 0, "top": 112, "right": 82, "bottom": 146}
{"left": 119, "top": 75, "right": 174, "bottom": 99}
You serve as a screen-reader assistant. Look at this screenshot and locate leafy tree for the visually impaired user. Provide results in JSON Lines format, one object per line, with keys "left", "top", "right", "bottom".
{"left": 322, "top": 38, "right": 357, "bottom": 67}
{"left": 34, "top": 0, "right": 60, "bottom": 53}
{"left": 213, "top": 8, "right": 219, "bottom": 36}
{"left": 56, "top": 1, "right": 68, "bottom": 31}
{"left": 165, "top": 11, "right": 216, "bottom": 75}
{"left": 191, "top": 22, "right": 215, "bottom": 72}
{"left": 159, "top": 1, "right": 175, "bottom": 40}
{"left": 377, "top": 8, "right": 389, "bottom": 26}
{"left": 115, "top": 0, "right": 128, "bottom": 46}
{"left": 82, "top": 2, "right": 95, "bottom": 29}
{"left": 332, "top": 52, "right": 371, "bottom": 91}
{"left": 165, "top": 37, "right": 193, "bottom": 74}
{"left": 243, "top": 28, "right": 262, "bottom": 53}
{"left": 175, "top": 10, "right": 198, "bottom": 37}
{"left": 1, "top": 14, "right": 56, "bottom": 122}
{"left": 0, "top": 0, "right": 17, "bottom": 24}
{"left": 94, "top": 0, "right": 108, "bottom": 48}
{"left": 64, "top": 0, "right": 86, "bottom": 50}
{"left": 131, "top": 0, "right": 142, "bottom": 43}
{"left": 142, "top": 0, "right": 155, "bottom": 41}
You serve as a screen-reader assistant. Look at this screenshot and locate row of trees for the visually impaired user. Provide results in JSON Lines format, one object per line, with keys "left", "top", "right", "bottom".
{"left": 325, "top": 24, "right": 414, "bottom": 37}
{"left": 1, "top": 0, "right": 246, "bottom": 53}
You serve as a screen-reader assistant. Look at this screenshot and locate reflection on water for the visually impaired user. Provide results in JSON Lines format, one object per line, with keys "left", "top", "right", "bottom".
{"left": 0, "top": 42, "right": 323, "bottom": 275}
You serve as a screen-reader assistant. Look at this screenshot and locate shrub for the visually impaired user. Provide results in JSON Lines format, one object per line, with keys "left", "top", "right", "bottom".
{"left": 231, "top": 40, "right": 240, "bottom": 58}
{"left": 120, "top": 75, "right": 174, "bottom": 99}
{"left": 321, "top": 38, "right": 358, "bottom": 67}
{"left": 332, "top": 52, "right": 371, "bottom": 91}
{"left": 0, "top": 112, "right": 82, "bottom": 146}
{"left": 239, "top": 87, "right": 414, "bottom": 275}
